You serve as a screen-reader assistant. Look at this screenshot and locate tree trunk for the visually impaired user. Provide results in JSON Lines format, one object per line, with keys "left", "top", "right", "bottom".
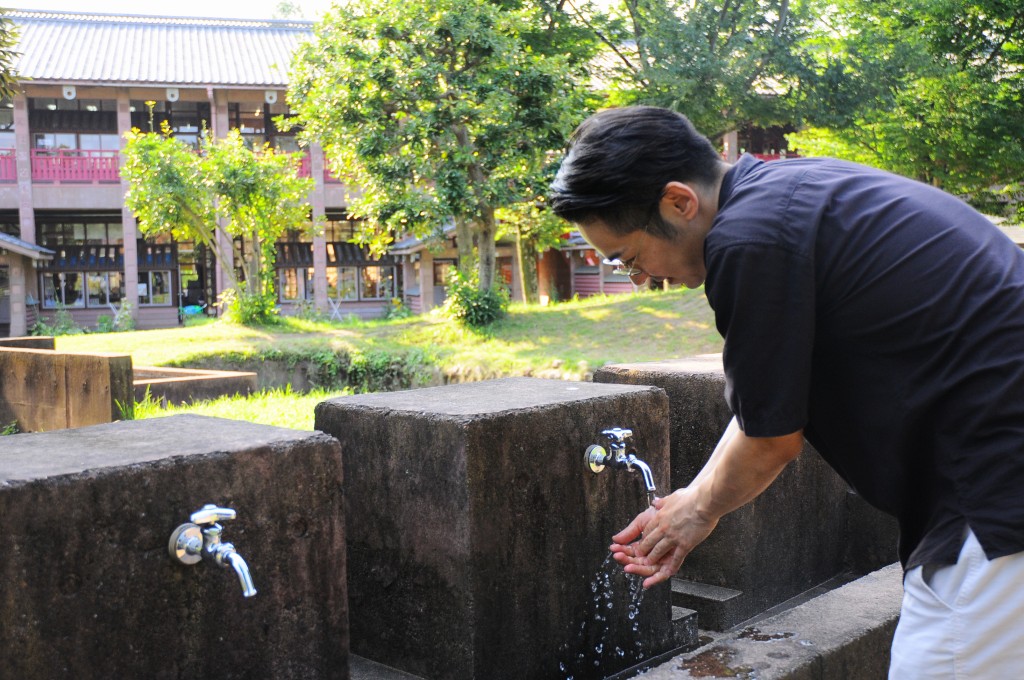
{"left": 246, "top": 234, "right": 262, "bottom": 297}
{"left": 515, "top": 229, "right": 539, "bottom": 304}
{"left": 475, "top": 209, "right": 497, "bottom": 291}
{"left": 454, "top": 216, "right": 475, "bottom": 276}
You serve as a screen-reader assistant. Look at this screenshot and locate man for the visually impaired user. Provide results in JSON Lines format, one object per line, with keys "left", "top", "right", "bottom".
{"left": 549, "top": 106, "right": 1024, "bottom": 677}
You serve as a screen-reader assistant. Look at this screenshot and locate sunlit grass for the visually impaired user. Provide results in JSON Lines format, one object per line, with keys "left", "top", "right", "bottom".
{"left": 60, "top": 286, "right": 723, "bottom": 379}
{"left": 59, "top": 288, "right": 725, "bottom": 428}
{"left": 134, "top": 385, "right": 353, "bottom": 431}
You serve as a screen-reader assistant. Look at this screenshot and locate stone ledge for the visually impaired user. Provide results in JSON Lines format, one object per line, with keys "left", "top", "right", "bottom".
{"left": 134, "top": 365, "right": 258, "bottom": 405}
{"left": 640, "top": 563, "right": 902, "bottom": 679}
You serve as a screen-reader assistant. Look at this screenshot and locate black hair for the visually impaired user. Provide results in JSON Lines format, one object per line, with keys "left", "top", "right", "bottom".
{"left": 549, "top": 106, "right": 721, "bottom": 237}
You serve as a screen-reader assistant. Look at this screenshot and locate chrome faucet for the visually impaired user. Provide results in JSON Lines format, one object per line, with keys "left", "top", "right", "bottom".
{"left": 585, "top": 428, "right": 658, "bottom": 505}
{"left": 169, "top": 504, "right": 257, "bottom": 598}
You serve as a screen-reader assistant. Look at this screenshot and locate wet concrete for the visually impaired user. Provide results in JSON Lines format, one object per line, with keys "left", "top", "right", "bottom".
{"left": 639, "top": 564, "right": 902, "bottom": 679}
{"left": 316, "top": 377, "right": 695, "bottom": 680}
{"left": 595, "top": 356, "right": 898, "bottom": 630}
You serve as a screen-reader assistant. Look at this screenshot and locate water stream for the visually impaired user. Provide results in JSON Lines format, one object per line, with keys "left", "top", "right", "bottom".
{"left": 556, "top": 553, "right": 651, "bottom": 680}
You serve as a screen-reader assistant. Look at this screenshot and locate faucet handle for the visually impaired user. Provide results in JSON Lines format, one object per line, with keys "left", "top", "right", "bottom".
{"left": 190, "top": 504, "right": 237, "bottom": 526}
{"left": 601, "top": 427, "right": 633, "bottom": 446}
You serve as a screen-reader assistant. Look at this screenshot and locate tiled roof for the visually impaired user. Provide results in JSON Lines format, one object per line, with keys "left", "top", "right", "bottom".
{"left": 7, "top": 10, "right": 313, "bottom": 87}
{"left": 0, "top": 232, "right": 54, "bottom": 260}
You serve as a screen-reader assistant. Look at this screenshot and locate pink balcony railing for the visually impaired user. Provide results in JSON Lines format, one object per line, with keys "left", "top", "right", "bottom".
{"left": 31, "top": 149, "right": 121, "bottom": 183}
{"left": 295, "top": 152, "right": 341, "bottom": 184}
{"left": 0, "top": 150, "right": 15, "bottom": 182}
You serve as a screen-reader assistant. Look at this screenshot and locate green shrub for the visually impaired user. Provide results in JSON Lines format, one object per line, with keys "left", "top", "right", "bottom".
{"left": 113, "top": 301, "right": 136, "bottom": 331}
{"left": 31, "top": 303, "right": 85, "bottom": 336}
{"left": 96, "top": 314, "right": 115, "bottom": 333}
{"left": 1, "top": 421, "right": 19, "bottom": 435}
{"left": 382, "top": 296, "right": 413, "bottom": 320}
{"left": 442, "top": 269, "right": 509, "bottom": 328}
{"left": 347, "top": 348, "right": 430, "bottom": 392}
{"left": 216, "top": 288, "right": 280, "bottom": 326}
{"left": 292, "top": 299, "right": 326, "bottom": 322}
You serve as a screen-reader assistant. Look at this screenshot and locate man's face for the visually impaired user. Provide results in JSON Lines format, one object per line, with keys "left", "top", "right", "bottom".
{"left": 579, "top": 212, "right": 708, "bottom": 289}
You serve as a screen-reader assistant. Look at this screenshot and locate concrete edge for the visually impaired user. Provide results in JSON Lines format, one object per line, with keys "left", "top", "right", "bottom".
{"left": 639, "top": 563, "right": 902, "bottom": 679}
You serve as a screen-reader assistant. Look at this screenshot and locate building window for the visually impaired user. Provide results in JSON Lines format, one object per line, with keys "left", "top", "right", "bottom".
{"left": 41, "top": 272, "right": 84, "bottom": 308}
{"left": 434, "top": 260, "right": 455, "bottom": 286}
{"left": 323, "top": 217, "right": 360, "bottom": 242}
{"left": 130, "top": 100, "right": 211, "bottom": 147}
{"left": 139, "top": 271, "right": 172, "bottom": 306}
{"left": 323, "top": 265, "right": 394, "bottom": 301}
{"left": 334, "top": 267, "right": 359, "bottom": 301}
{"left": 87, "top": 272, "right": 124, "bottom": 307}
{"left": 361, "top": 266, "right": 394, "bottom": 300}
{"left": 38, "top": 219, "right": 123, "bottom": 247}
{"left": 0, "top": 100, "right": 14, "bottom": 150}
{"left": 278, "top": 267, "right": 314, "bottom": 301}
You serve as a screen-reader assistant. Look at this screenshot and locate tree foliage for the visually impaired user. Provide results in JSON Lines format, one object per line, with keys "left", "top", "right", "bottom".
{"left": 286, "top": 0, "right": 586, "bottom": 290}
{"left": 583, "top": 0, "right": 821, "bottom": 137}
{"left": 0, "top": 10, "right": 20, "bottom": 101}
{"left": 122, "top": 124, "right": 314, "bottom": 324}
{"left": 791, "top": 0, "right": 1024, "bottom": 211}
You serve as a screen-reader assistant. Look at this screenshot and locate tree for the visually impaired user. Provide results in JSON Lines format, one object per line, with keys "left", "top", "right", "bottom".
{"left": 790, "top": 0, "right": 1024, "bottom": 211}
{"left": 0, "top": 10, "right": 21, "bottom": 101}
{"left": 581, "top": 0, "right": 822, "bottom": 138}
{"left": 286, "top": 0, "right": 585, "bottom": 291}
{"left": 122, "top": 124, "right": 314, "bottom": 324}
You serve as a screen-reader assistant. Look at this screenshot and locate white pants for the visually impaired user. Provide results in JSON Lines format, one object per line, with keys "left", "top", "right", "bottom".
{"left": 889, "top": 528, "right": 1024, "bottom": 678}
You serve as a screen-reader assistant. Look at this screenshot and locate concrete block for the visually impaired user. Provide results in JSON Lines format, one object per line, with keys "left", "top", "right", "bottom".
{"left": 595, "top": 357, "right": 893, "bottom": 630}
{"left": 0, "top": 415, "right": 349, "bottom": 680}
{"left": 639, "top": 563, "right": 902, "bottom": 679}
{"left": 0, "top": 347, "right": 133, "bottom": 431}
{"left": 315, "top": 377, "right": 693, "bottom": 680}
{"left": 0, "top": 336, "right": 55, "bottom": 349}
{"left": 134, "top": 365, "right": 258, "bottom": 405}
{"left": 65, "top": 350, "right": 134, "bottom": 426}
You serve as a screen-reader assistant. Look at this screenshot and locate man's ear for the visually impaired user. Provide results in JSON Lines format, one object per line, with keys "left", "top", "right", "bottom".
{"left": 660, "top": 181, "right": 700, "bottom": 221}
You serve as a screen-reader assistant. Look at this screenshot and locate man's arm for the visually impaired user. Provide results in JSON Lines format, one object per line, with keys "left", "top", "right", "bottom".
{"left": 610, "top": 417, "right": 804, "bottom": 588}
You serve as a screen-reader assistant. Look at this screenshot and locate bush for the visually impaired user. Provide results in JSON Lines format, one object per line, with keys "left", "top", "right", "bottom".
{"left": 112, "top": 301, "right": 136, "bottom": 331}
{"left": 292, "top": 299, "right": 326, "bottom": 322}
{"left": 216, "top": 288, "right": 280, "bottom": 326}
{"left": 382, "top": 297, "right": 413, "bottom": 320}
{"left": 442, "top": 269, "right": 509, "bottom": 328}
{"left": 31, "top": 303, "right": 85, "bottom": 336}
{"left": 96, "top": 303, "right": 135, "bottom": 333}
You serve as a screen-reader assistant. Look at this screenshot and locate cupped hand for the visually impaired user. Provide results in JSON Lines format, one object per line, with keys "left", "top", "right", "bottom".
{"left": 608, "top": 489, "right": 718, "bottom": 589}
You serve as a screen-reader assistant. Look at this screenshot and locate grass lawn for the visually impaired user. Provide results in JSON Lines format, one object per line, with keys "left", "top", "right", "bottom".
{"left": 59, "top": 287, "right": 724, "bottom": 430}
{"left": 59, "top": 286, "right": 722, "bottom": 378}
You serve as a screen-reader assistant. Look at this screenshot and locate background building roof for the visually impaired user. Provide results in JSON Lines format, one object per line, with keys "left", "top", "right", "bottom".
{"left": 0, "top": 232, "right": 54, "bottom": 260}
{"left": 7, "top": 10, "right": 313, "bottom": 88}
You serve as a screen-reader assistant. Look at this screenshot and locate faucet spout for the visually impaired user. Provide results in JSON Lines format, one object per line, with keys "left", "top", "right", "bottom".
{"left": 626, "top": 454, "right": 657, "bottom": 506}
{"left": 224, "top": 551, "right": 258, "bottom": 598}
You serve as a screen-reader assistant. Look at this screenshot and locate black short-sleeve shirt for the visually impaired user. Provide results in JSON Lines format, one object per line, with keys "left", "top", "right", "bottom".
{"left": 705, "top": 155, "right": 1024, "bottom": 570}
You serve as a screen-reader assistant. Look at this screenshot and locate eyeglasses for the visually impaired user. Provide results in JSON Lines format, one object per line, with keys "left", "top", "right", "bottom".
{"left": 603, "top": 252, "right": 644, "bottom": 278}
{"left": 602, "top": 209, "right": 653, "bottom": 280}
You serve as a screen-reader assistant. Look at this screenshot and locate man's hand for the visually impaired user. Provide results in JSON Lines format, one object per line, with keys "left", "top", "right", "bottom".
{"left": 608, "top": 489, "right": 719, "bottom": 589}
{"left": 607, "top": 418, "right": 804, "bottom": 590}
